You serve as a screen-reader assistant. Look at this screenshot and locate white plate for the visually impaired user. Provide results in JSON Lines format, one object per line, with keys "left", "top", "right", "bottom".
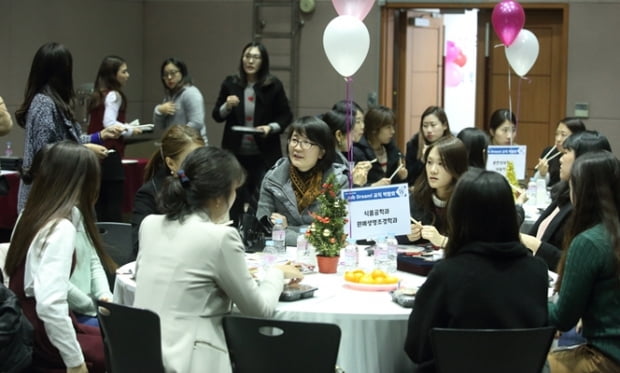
{"left": 343, "top": 280, "right": 399, "bottom": 292}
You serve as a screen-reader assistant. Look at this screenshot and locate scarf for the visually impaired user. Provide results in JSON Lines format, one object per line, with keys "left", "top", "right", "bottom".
{"left": 290, "top": 165, "right": 323, "bottom": 213}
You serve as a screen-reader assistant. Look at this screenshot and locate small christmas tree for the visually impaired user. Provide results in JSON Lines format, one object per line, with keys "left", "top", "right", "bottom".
{"left": 306, "top": 174, "right": 348, "bottom": 257}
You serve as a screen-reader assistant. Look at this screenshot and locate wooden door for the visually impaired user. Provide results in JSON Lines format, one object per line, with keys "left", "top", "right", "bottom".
{"left": 389, "top": 10, "right": 443, "bottom": 152}
{"left": 477, "top": 9, "right": 567, "bottom": 176}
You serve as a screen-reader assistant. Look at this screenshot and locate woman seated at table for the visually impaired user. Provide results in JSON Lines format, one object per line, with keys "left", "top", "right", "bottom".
{"left": 400, "top": 136, "right": 468, "bottom": 247}
{"left": 322, "top": 109, "right": 372, "bottom": 186}
{"left": 130, "top": 125, "right": 204, "bottom": 257}
{"left": 5, "top": 141, "right": 110, "bottom": 373}
{"left": 532, "top": 117, "right": 586, "bottom": 188}
{"left": 405, "top": 106, "right": 453, "bottom": 185}
{"left": 353, "top": 105, "right": 408, "bottom": 186}
{"left": 456, "top": 127, "right": 489, "bottom": 169}
{"left": 547, "top": 151, "right": 620, "bottom": 373}
{"left": 488, "top": 108, "right": 517, "bottom": 145}
{"left": 520, "top": 130, "right": 612, "bottom": 271}
{"left": 405, "top": 168, "right": 549, "bottom": 373}
{"left": 133, "top": 146, "right": 303, "bottom": 373}
{"left": 257, "top": 116, "right": 349, "bottom": 246}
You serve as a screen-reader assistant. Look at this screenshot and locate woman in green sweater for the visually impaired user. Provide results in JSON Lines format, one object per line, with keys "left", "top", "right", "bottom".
{"left": 548, "top": 150, "right": 620, "bottom": 373}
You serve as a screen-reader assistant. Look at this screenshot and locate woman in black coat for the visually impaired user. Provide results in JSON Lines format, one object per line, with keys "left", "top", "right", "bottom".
{"left": 405, "top": 169, "right": 549, "bottom": 373}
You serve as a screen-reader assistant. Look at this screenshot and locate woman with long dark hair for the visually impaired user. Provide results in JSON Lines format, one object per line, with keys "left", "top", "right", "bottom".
{"left": 547, "top": 151, "right": 620, "bottom": 373}
{"left": 88, "top": 55, "right": 142, "bottom": 221}
{"left": 405, "top": 169, "right": 548, "bottom": 373}
{"left": 15, "top": 42, "right": 124, "bottom": 211}
{"left": 212, "top": 41, "right": 293, "bottom": 223}
{"left": 5, "top": 141, "right": 113, "bottom": 373}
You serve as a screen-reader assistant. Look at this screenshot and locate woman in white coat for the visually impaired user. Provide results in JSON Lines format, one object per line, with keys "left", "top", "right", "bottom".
{"left": 133, "top": 146, "right": 303, "bottom": 373}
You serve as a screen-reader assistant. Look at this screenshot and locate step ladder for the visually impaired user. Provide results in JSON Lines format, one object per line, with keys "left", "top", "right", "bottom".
{"left": 252, "top": 0, "right": 303, "bottom": 116}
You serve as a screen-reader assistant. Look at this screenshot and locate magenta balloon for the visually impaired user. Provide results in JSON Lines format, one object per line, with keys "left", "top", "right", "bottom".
{"left": 446, "top": 41, "right": 459, "bottom": 62}
{"left": 492, "top": 0, "right": 525, "bottom": 47}
{"left": 331, "top": 0, "right": 375, "bottom": 21}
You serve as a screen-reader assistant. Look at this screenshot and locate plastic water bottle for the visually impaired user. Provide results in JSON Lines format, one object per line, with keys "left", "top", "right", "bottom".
{"left": 272, "top": 218, "right": 286, "bottom": 255}
{"left": 4, "top": 141, "right": 12, "bottom": 157}
{"left": 262, "top": 240, "right": 277, "bottom": 270}
{"left": 386, "top": 233, "right": 398, "bottom": 273}
{"left": 526, "top": 180, "right": 537, "bottom": 206}
{"left": 343, "top": 238, "right": 358, "bottom": 271}
{"left": 374, "top": 236, "right": 389, "bottom": 271}
{"left": 296, "top": 228, "right": 308, "bottom": 259}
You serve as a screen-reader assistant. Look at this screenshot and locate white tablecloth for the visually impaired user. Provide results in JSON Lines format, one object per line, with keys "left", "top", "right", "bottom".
{"left": 113, "top": 261, "right": 424, "bottom": 373}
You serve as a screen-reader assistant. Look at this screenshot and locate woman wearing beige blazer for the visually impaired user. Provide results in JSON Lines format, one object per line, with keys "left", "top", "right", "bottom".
{"left": 133, "top": 146, "right": 302, "bottom": 373}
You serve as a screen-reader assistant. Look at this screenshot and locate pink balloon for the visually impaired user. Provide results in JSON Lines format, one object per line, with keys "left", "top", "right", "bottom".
{"left": 492, "top": 0, "right": 525, "bottom": 47}
{"left": 331, "top": 0, "right": 375, "bottom": 21}
{"left": 454, "top": 51, "right": 467, "bottom": 67}
{"left": 446, "top": 41, "right": 459, "bottom": 63}
{"left": 445, "top": 62, "right": 463, "bottom": 87}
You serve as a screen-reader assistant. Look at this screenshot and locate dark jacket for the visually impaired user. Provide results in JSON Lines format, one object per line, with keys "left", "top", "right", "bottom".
{"left": 352, "top": 137, "right": 406, "bottom": 185}
{"left": 405, "top": 241, "right": 549, "bottom": 373}
{"left": 528, "top": 199, "right": 572, "bottom": 271}
{"left": 212, "top": 74, "right": 292, "bottom": 167}
{"left": 405, "top": 133, "right": 425, "bottom": 186}
{"left": 130, "top": 168, "right": 167, "bottom": 259}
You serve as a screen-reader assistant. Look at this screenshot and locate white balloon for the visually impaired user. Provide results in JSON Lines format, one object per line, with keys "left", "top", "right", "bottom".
{"left": 322, "top": 15, "right": 370, "bottom": 77}
{"left": 505, "top": 29, "right": 540, "bottom": 77}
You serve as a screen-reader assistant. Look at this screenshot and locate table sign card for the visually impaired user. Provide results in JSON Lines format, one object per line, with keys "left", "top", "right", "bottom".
{"left": 486, "top": 145, "right": 527, "bottom": 179}
{"left": 342, "top": 183, "right": 411, "bottom": 240}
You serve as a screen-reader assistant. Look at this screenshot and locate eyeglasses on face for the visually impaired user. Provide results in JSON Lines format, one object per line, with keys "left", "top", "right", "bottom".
{"left": 243, "top": 54, "right": 262, "bottom": 61}
{"left": 288, "top": 137, "right": 317, "bottom": 150}
{"left": 162, "top": 70, "right": 180, "bottom": 79}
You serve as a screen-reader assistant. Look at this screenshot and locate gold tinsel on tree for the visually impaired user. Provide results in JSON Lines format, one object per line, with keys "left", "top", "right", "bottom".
{"left": 306, "top": 174, "right": 348, "bottom": 257}
{"left": 505, "top": 161, "right": 520, "bottom": 199}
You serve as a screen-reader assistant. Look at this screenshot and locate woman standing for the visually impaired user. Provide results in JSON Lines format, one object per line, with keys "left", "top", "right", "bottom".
{"left": 405, "top": 106, "right": 452, "bottom": 185}
{"left": 401, "top": 136, "right": 468, "bottom": 247}
{"left": 133, "top": 146, "right": 302, "bottom": 373}
{"left": 405, "top": 168, "right": 548, "bottom": 373}
{"left": 487, "top": 108, "right": 517, "bottom": 145}
{"left": 353, "top": 105, "right": 408, "bottom": 186}
{"left": 547, "top": 151, "right": 620, "bottom": 373}
{"left": 88, "top": 55, "right": 142, "bottom": 222}
{"left": 212, "top": 41, "right": 293, "bottom": 223}
{"left": 15, "top": 42, "right": 124, "bottom": 211}
{"left": 5, "top": 141, "right": 112, "bottom": 373}
{"left": 533, "top": 117, "right": 586, "bottom": 187}
{"left": 154, "top": 57, "right": 207, "bottom": 143}
{"left": 131, "top": 125, "right": 204, "bottom": 256}
{"left": 256, "top": 116, "right": 348, "bottom": 246}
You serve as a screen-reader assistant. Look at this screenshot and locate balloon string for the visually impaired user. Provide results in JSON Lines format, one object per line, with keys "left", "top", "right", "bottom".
{"left": 507, "top": 59, "right": 513, "bottom": 145}
{"left": 344, "top": 76, "right": 353, "bottom": 240}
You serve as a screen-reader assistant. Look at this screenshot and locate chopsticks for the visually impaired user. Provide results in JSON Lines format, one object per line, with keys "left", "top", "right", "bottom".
{"left": 410, "top": 217, "right": 422, "bottom": 226}
{"left": 389, "top": 164, "right": 404, "bottom": 180}
{"left": 534, "top": 145, "right": 560, "bottom": 170}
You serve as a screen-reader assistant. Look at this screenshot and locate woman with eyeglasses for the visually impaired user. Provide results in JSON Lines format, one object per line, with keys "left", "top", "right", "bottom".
{"left": 256, "top": 116, "right": 348, "bottom": 246}
{"left": 153, "top": 57, "right": 207, "bottom": 143}
{"left": 213, "top": 41, "right": 293, "bottom": 224}
{"left": 488, "top": 108, "right": 517, "bottom": 145}
{"left": 353, "top": 105, "right": 408, "bottom": 186}
{"left": 405, "top": 106, "right": 453, "bottom": 186}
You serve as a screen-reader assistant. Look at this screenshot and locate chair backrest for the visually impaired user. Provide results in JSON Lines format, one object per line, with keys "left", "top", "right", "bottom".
{"left": 431, "top": 326, "right": 555, "bottom": 373}
{"left": 97, "top": 222, "right": 133, "bottom": 288}
{"left": 96, "top": 299, "right": 165, "bottom": 373}
{"left": 223, "top": 315, "right": 341, "bottom": 373}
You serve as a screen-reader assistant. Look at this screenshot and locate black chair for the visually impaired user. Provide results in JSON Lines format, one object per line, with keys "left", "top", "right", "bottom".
{"left": 96, "top": 300, "right": 165, "bottom": 373}
{"left": 223, "top": 315, "right": 341, "bottom": 373}
{"left": 431, "top": 326, "right": 555, "bottom": 373}
{"left": 97, "top": 222, "right": 133, "bottom": 288}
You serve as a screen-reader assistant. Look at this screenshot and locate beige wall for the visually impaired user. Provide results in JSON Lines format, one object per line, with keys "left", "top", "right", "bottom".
{"left": 0, "top": 0, "right": 618, "bottom": 159}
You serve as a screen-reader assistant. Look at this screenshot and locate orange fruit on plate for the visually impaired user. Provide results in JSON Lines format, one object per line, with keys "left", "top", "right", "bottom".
{"left": 344, "top": 271, "right": 357, "bottom": 282}
{"left": 359, "top": 274, "right": 374, "bottom": 284}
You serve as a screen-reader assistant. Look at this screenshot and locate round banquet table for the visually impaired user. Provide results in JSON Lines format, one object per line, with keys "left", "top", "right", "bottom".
{"left": 113, "top": 260, "right": 424, "bottom": 373}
